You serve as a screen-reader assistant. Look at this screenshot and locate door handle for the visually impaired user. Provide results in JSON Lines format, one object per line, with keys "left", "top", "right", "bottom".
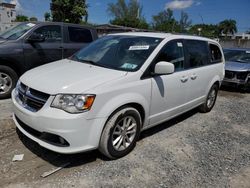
{"left": 191, "top": 74, "right": 197, "bottom": 80}
{"left": 180, "top": 76, "right": 189, "bottom": 83}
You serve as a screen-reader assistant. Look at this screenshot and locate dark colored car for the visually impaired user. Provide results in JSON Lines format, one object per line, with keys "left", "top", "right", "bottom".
{"left": 0, "top": 22, "right": 98, "bottom": 98}
{"left": 223, "top": 48, "right": 250, "bottom": 89}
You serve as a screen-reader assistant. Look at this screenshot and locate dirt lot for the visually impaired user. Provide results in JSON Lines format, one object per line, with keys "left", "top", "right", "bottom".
{"left": 0, "top": 88, "right": 250, "bottom": 188}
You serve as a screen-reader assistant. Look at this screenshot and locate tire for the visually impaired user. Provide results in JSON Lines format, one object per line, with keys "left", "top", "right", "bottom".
{"left": 99, "top": 106, "right": 142, "bottom": 159}
{"left": 0, "top": 65, "right": 18, "bottom": 99}
{"left": 199, "top": 84, "right": 219, "bottom": 113}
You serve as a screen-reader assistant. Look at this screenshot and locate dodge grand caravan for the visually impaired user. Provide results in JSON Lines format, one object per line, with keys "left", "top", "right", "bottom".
{"left": 12, "top": 33, "right": 225, "bottom": 159}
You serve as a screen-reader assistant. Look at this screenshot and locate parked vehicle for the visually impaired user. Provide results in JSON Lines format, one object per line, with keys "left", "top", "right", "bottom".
{"left": 222, "top": 48, "right": 250, "bottom": 88}
{"left": 0, "top": 22, "right": 98, "bottom": 99}
{"left": 12, "top": 33, "right": 225, "bottom": 159}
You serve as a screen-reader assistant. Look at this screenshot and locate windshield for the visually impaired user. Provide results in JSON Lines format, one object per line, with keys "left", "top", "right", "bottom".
{"left": 72, "top": 35, "right": 162, "bottom": 72}
{"left": 224, "top": 49, "right": 250, "bottom": 64}
{"left": 0, "top": 22, "right": 36, "bottom": 40}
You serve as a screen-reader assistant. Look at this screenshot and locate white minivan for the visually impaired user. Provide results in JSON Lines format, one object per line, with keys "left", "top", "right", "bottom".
{"left": 12, "top": 33, "right": 225, "bottom": 159}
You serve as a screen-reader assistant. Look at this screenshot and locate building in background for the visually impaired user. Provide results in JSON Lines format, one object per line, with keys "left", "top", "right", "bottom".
{"left": 0, "top": 1, "right": 16, "bottom": 32}
{"left": 220, "top": 32, "right": 250, "bottom": 40}
{"left": 96, "top": 24, "right": 152, "bottom": 37}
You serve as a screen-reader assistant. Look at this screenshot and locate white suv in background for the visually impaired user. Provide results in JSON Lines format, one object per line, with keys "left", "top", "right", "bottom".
{"left": 12, "top": 33, "right": 225, "bottom": 159}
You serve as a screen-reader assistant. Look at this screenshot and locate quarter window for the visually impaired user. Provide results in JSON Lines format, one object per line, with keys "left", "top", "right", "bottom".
{"left": 185, "top": 40, "right": 209, "bottom": 68}
{"left": 209, "top": 44, "right": 222, "bottom": 63}
{"left": 33, "top": 25, "right": 62, "bottom": 42}
{"left": 154, "top": 40, "right": 184, "bottom": 71}
{"left": 68, "top": 27, "right": 93, "bottom": 43}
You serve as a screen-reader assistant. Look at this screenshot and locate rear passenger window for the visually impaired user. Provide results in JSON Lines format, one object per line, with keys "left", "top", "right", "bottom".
{"left": 209, "top": 44, "right": 222, "bottom": 63}
{"left": 185, "top": 40, "right": 209, "bottom": 68}
{"left": 155, "top": 40, "right": 184, "bottom": 71}
{"left": 68, "top": 27, "right": 93, "bottom": 43}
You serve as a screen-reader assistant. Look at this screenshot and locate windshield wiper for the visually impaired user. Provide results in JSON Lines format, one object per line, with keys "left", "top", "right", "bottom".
{"left": 78, "top": 59, "right": 110, "bottom": 68}
{"left": 80, "top": 59, "right": 97, "bottom": 65}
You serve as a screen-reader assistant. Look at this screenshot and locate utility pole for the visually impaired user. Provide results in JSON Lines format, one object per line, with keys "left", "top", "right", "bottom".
{"left": 137, "top": 7, "right": 140, "bottom": 19}
{"left": 199, "top": 14, "right": 204, "bottom": 25}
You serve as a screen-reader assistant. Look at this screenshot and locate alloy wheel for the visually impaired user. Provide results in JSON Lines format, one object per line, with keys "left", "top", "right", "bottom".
{"left": 207, "top": 88, "right": 216, "bottom": 109}
{"left": 0, "top": 72, "right": 12, "bottom": 94}
{"left": 112, "top": 116, "right": 137, "bottom": 151}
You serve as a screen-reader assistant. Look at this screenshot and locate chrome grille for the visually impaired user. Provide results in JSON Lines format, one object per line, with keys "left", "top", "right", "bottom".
{"left": 236, "top": 72, "right": 249, "bottom": 80}
{"left": 16, "top": 83, "right": 50, "bottom": 112}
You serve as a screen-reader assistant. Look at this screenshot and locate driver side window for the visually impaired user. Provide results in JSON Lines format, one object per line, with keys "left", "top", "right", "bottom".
{"left": 33, "top": 25, "right": 62, "bottom": 43}
{"left": 155, "top": 40, "right": 184, "bottom": 71}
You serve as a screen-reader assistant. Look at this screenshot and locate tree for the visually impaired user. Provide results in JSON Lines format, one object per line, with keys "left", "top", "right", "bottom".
{"left": 29, "top": 17, "right": 38, "bottom": 21}
{"left": 15, "top": 15, "right": 29, "bottom": 22}
{"left": 152, "top": 9, "right": 192, "bottom": 33}
{"left": 107, "top": 0, "right": 149, "bottom": 29}
{"left": 152, "top": 9, "right": 177, "bottom": 32}
{"left": 179, "top": 11, "right": 192, "bottom": 33}
{"left": 44, "top": 12, "right": 51, "bottom": 21}
{"left": 50, "top": 0, "right": 88, "bottom": 24}
{"left": 189, "top": 24, "right": 220, "bottom": 38}
{"left": 218, "top": 19, "right": 237, "bottom": 37}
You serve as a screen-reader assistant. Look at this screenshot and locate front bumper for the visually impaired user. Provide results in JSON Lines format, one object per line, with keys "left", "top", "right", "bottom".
{"left": 222, "top": 78, "right": 249, "bottom": 86}
{"left": 12, "top": 89, "right": 107, "bottom": 154}
{"left": 222, "top": 72, "right": 250, "bottom": 87}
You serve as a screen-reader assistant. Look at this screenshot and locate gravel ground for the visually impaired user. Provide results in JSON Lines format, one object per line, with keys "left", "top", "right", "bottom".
{"left": 0, "top": 88, "right": 249, "bottom": 188}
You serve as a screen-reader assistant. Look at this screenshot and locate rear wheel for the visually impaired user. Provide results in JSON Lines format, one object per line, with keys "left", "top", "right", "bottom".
{"left": 0, "top": 65, "right": 18, "bottom": 99}
{"left": 99, "top": 107, "right": 141, "bottom": 159}
{"left": 199, "top": 84, "right": 219, "bottom": 113}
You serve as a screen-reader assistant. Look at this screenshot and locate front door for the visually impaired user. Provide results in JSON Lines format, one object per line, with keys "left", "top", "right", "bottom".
{"left": 23, "top": 24, "right": 63, "bottom": 70}
{"left": 149, "top": 40, "right": 189, "bottom": 126}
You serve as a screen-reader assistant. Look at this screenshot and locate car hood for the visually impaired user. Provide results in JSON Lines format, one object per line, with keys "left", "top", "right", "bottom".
{"left": 225, "top": 61, "right": 250, "bottom": 72}
{"left": 20, "top": 59, "right": 127, "bottom": 95}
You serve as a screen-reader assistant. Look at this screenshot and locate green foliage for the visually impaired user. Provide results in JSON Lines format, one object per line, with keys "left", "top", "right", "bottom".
{"left": 189, "top": 24, "right": 220, "bottom": 38}
{"left": 44, "top": 12, "right": 51, "bottom": 21}
{"left": 152, "top": 9, "right": 191, "bottom": 33}
{"left": 218, "top": 19, "right": 237, "bottom": 36}
{"left": 29, "top": 17, "right": 38, "bottom": 22}
{"left": 107, "top": 0, "right": 149, "bottom": 29}
{"left": 15, "top": 15, "right": 29, "bottom": 22}
{"left": 152, "top": 9, "right": 176, "bottom": 32}
{"left": 50, "top": 0, "right": 88, "bottom": 24}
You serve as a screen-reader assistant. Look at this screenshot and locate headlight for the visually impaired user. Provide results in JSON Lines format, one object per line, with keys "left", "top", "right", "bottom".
{"left": 51, "top": 94, "right": 95, "bottom": 113}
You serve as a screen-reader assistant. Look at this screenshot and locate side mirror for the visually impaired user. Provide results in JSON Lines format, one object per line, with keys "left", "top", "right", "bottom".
{"left": 27, "top": 33, "right": 45, "bottom": 43}
{"left": 154, "top": 61, "right": 175, "bottom": 75}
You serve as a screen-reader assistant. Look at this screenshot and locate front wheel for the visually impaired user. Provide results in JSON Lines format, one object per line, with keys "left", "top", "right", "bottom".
{"left": 99, "top": 107, "right": 142, "bottom": 159}
{"left": 199, "top": 84, "right": 219, "bottom": 113}
{"left": 0, "top": 65, "right": 18, "bottom": 99}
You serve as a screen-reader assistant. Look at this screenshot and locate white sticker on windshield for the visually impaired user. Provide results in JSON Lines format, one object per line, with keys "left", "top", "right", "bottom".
{"left": 26, "top": 23, "right": 36, "bottom": 27}
{"left": 121, "top": 63, "right": 138, "bottom": 69}
{"left": 129, "top": 45, "right": 150, "bottom": 50}
{"left": 246, "top": 51, "right": 250, "bottom": 54}
{"left": 177, "top": 42, "right": 183, "bottom": 47}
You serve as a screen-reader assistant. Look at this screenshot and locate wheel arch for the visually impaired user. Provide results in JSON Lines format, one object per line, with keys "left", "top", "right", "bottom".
{"left": 97, "top": 100, "right": 147, "bottom": 143}
{"left": 206, "top": 75, "right": 221, "bottom": 95}
{"left": 107, "top": 102, "right": 146, "bottom": 128}
{"left": 0, "top": 58, "right": 23, "bottom": 77}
